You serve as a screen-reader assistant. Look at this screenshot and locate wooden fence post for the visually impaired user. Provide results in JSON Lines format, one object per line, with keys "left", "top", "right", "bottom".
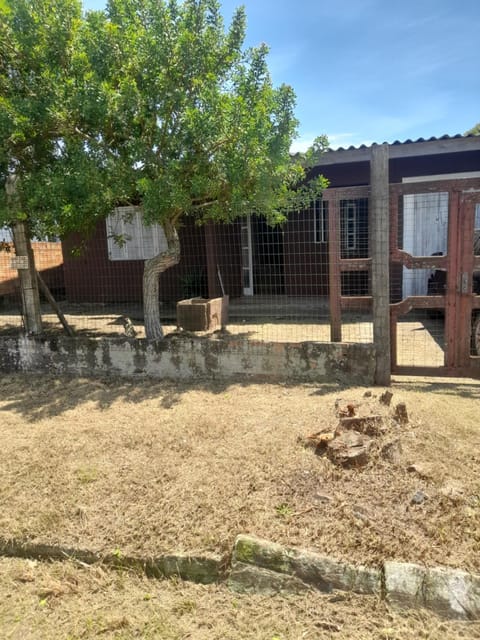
{"left": 12, "top": 220, "right": 43, "bottom": 335}
{"left": 328, "top": 196, "right": 342, "bottom": 342}
{"left": 205, "top": 222, "right": 219, "bottom": 299}
{"left": 371, "top": 144, "right": 391, "bottom": 385}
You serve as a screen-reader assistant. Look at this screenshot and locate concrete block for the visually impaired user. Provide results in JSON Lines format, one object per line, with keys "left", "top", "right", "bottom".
{"left": 232, "top": 534, "right": 381, "bottom": 595}
{"left": 228, "top": 561, "right": 309, "bottom": 595}
{"left": 424, "top": 566, "right": 480, "bottom": 620}
{"left": 384, "top": 561, "right": 426, "bottom": 609}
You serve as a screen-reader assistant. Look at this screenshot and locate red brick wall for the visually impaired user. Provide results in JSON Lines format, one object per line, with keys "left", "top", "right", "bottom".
{"left": 0, "top": 242, "right": 64, "bottom": 297}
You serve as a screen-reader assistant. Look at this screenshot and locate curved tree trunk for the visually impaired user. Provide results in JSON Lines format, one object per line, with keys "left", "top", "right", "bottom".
{"left": 143, "top": 222, "right": 180, "bottom": 340}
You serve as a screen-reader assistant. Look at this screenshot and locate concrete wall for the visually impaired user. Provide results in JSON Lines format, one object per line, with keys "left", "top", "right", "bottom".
{"left": 0, "top": 335, "right": 376, "bottom": 384}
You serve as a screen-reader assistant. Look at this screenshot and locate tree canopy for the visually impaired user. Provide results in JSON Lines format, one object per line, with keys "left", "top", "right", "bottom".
{"left": 466, "top": 123, "right": 480, "bottom": 136}
{"left": 0, "top": 0, "right": 114, "bottom": 238}
{"left": 80, "top": 0, "right": 326, "bottom": 229}
{"left": 1, "top": 0, "right": 327, "bottom": 338}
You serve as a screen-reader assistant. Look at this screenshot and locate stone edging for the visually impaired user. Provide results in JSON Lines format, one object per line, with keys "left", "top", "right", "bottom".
{"left": 0, "top": 538, "right": 223, "bottom": 585}
{"left": 229, "top": 535, "right": 480, "bottom": 621}
{"left": 1, "top": 534, "right": 478, "bottom": 620}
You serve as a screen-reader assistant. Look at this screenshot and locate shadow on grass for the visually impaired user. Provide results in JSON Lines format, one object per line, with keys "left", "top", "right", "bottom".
{"left": 0, "top": 372, "right": 350, "bottom": 422}
{"left": 393, "top": 380, "right": 480, "bottom": 400}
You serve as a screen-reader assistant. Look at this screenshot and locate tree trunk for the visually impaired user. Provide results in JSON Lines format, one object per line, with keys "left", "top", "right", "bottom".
{"left": 5, "top": 174, "right": 43, "bottom": 335}
{"left": 12, "top": 220, "right": 43, "bottom": 336}
{"left": 143, "top": 223, "right": 180, "bottom": 340}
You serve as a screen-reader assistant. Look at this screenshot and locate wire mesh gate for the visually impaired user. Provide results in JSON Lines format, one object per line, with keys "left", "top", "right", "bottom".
{"left": 389, "top": 178, "right": 480, "bottom": 377}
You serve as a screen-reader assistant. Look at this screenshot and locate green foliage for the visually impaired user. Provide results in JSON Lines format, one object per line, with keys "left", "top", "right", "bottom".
{"left": 82, "top": 0, "right": 327, "bottom": 231}
{"left": 275, "top": 502, "right": 293, "bottom": 518}
{"left": 466, "top": 123, "right": 480, "bottom": 136}
{"left": 0, "top": 0, "right": 115, "bottom": 237}
{"left": 0, "top": 0, "right": 326, "bottom": 246}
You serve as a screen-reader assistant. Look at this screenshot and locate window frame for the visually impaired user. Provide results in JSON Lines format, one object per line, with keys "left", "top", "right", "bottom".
{"left": 314, "top": 199, "right": 328, "bottom": 244}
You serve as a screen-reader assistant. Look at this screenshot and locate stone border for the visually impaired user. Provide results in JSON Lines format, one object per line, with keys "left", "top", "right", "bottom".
{"left": 230, "top": 536, "right": 480, "bottom": 621}
{"left": 0, "top": 534, "right": 478, "bottom": 620}
{"left": 0, "top": 538, "right": 224, "bottom": 585}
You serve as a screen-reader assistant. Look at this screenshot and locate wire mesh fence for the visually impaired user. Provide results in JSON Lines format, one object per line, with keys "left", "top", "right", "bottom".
{"left": 1, "top": 180, "right": 478, "bottom": 369}
{"left": 0, "top": 191, "right": 375, "bottom": 345}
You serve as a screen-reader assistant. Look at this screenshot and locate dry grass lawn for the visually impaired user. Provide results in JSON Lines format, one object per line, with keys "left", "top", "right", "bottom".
{"left": 0, "top": 373, "right": 479, "bottom": 574}
{"left": 1, "top": 557, "right": 479, "bottom": 639}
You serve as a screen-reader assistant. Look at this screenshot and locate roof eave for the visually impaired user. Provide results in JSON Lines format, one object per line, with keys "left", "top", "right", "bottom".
{"left": 317, "top": 135, "right": 480, "bottom": 167}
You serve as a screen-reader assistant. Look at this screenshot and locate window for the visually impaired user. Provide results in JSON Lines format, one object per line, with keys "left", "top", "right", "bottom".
{"left": 314, "top": 199, "right": 328, "bottom": 243}
{"left": 106, "top": 206, "right": 167, "bottom": 261}
{"left": 344, "top": 201, "right": 357, "bottom": 250}
{"left": 339, "top": 198, "right": 369, "bottom": 258}
{"left": 475, "top": 204, "right": 480, "bottom": 231}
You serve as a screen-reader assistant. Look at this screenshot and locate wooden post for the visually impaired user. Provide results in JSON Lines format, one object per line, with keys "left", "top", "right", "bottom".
{"left": 11, "top": 220, "right": 43, "bottom": 335}
{"left": 328, "top": 197, "right": 342, "bottom": 342}
{"left": 36, "top": 270, "right": 75, "bottom": 337}
{"left": 370, "top": 144, "right": 391, "bottom": 385}
{"left": 205, "top": 222, "right": 219, "bottom": 299}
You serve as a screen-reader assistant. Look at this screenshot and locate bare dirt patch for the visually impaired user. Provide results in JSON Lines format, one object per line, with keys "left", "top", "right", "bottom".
{"left": 1, "top": 557, "right": 478, "bottom": 639}
{"left": 0, "top": 374, "right": 479, "bottom": 572}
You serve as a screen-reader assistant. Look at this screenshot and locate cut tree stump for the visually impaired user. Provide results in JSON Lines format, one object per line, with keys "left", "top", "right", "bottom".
{"left": 393, "top": 402, "right": 409, "bottom": 424}
{"left": 327, "top": 431, "right": 373, "bottom": 468}
{"left": 338, "top": 415, "right": 384, "bottom": 437}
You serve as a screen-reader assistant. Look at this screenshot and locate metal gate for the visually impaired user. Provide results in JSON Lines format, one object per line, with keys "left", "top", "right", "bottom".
{"left": 390, "top": 178, "right": 480, "bottom": 377}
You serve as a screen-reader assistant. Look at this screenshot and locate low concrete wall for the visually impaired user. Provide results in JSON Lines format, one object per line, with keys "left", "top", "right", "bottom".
{"left": 0, "top": 335, "right": 375, "bottom": 383}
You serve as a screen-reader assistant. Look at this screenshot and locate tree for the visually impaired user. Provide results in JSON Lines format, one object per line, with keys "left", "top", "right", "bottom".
{"left": 0, "top": 0, "right": 116, "bottom": 333}
{"left": 466, "top": 123, "right": 480, "bottom": 136}
{"left": 1, "top": 0, "right": 326, "bottom": 340}
{"left": 83, "top": 0, "right": 327, "bottom": 339}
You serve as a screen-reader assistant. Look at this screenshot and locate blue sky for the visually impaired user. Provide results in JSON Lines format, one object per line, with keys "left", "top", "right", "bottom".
{"left": 82, "top": 0, "right": 480, "bottom": 151}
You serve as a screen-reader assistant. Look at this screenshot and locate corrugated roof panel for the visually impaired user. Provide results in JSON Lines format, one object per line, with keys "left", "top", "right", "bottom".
{"left": 327, "top": 133, "right": 479, "bottom": 153}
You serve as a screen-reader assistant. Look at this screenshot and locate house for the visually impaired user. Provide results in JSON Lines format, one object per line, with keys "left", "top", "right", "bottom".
{"left": 61, "top": 134, "right": 480, "bottom": 305}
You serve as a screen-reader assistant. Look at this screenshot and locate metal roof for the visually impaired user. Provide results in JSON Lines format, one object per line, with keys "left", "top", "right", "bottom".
{"left": 315, "top": 133, "right": 480, "bottom": 166}
{"left": 327, "top": 133, "right": 479, "bottom": 153}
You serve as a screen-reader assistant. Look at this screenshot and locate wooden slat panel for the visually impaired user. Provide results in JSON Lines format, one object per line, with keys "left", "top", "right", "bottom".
{"left": 390, "top": 295, "right": 445, "bottom": 316}
{"left": 340, "top": 296, "right": 372, "bottom": 311}
{"left": 339, "top": 258, "right": 371, "bottom": 271}
{"left": 390, "top": 250, "right": 448, "bottom": 269}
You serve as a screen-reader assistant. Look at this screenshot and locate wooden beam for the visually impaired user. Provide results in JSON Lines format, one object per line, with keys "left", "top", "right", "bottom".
{"left": 328, "top": 197, "right": 342, "bottom": 342}
{"left": 371, "top": 144, "right": 391, "bottom": 385}
{"left": 36, "top": 270, "right": 75, "bottom": 337}
{"left": 445, "top": 191, "right": 460, "bottom": 369}
{"left": 339, "top": 257, "right": 372, "bottom": 272}
{"left": 204, "top": 223, "right": 219, "bottom": 299}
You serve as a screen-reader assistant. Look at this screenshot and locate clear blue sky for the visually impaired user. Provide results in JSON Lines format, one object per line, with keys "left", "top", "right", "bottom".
{"left": 82, "top": 0, "right": 480, "bottom": 151}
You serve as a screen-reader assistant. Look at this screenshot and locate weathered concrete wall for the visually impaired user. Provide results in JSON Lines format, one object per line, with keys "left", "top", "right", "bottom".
{"left": 0, "top": 335, "right": 375, "bottom": 383}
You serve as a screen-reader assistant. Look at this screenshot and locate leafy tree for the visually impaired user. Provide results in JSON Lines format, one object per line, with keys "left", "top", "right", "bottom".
{"left": 83, "top": 0, "right": 327, "bottom": 338}
{"left": 1, "top": 0, "right": 327, "bottom": 339}
{"left": 0, "top": 0, "right": 115, "bottom": 333}
{"left": 466, "top": 123, "right": 480, "bottom": 136}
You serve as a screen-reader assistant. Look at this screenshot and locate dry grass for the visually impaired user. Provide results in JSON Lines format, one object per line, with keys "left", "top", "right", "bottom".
{"left": 0, "top": 373, "right": 479, "bottom": 574}
{"left": 1, "top": 557, "right": 479, "bottom": 639}
{"left": 0, "top": 311, "right": 374, "bottom": 343}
